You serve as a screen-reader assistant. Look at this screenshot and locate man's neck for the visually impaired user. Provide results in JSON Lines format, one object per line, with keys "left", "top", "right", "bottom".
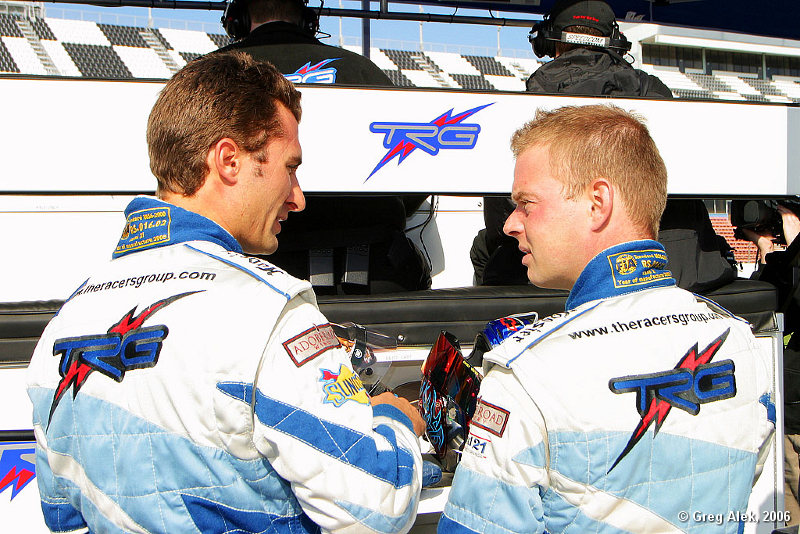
{"left": 251, "top": 19, "right": 299, "bottom": 33}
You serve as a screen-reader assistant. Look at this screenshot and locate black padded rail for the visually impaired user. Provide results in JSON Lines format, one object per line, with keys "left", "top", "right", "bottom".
{"left": 0, "top": 300, "right": 63, "bottom": 365}
{"left": 320, "top": 285, "right": 569, "bottom": 346}
{"left": 0, "top": 429, "right": 35, "bottom": 442}
{"left": 320, "top": 279, "right": 778, "bottom": 346}
{"left": 0, "top": 279, "right": 778, "bottom": 364}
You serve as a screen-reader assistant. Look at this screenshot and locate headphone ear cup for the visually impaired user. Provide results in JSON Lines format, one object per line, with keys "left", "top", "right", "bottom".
{"left": 222, "top": 0, "right": 250, "bottom": 40}
{"left": 301, "top": 5, "right": 319, "bottom": 35}
{"left": 609, "top": 21, "right": 632, "bottom": 53}
{"left": 530, "top": 19, "right": 554, "bottom": 58}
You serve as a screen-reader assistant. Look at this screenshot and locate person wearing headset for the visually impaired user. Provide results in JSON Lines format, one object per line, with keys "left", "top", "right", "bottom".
{"left": 472, "top": 0, "right": 737, "bottom": 297}
{"left": 740, "top": 206, "right": 800, "bottom": 527}
{"left": 218, "top": 0, "right": 392, "bottom": 85}
{"left": 525, "top": 0, "right": 670, "bottom": 96}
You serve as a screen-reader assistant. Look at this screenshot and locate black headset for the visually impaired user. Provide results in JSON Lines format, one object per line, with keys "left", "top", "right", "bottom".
{"left": 222, "top": 0, "right": 320, "bottom": 41}
{"left": 528, "top": 13, "right": 631, "bottom": 58}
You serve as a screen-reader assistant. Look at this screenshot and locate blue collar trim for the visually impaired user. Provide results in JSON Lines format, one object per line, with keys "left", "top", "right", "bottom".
{"left": 566, "top": 240, "right": 676, "bottom": 311}
{"left": 113, "top": 197, "right": 242, "bottom": 259}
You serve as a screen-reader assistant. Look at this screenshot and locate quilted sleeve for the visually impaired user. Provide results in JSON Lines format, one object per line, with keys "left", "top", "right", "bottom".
{"left": 244, "top": 295, "right": 423, "bottom": 533}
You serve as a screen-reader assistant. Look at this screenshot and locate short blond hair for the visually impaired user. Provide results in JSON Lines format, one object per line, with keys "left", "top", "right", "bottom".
{"left": 511, "top": 104, "right": 667, "bottom": 237}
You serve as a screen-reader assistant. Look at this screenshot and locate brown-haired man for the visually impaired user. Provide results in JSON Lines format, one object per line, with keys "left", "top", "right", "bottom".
{"left": 215, "top": 0, "right": 432, "bottom": 296}
{"left": 27, "top": 51, "right": 424, "bottom": 534}
{"left": 440, "top": 105, "right": 774, "bottom": 533}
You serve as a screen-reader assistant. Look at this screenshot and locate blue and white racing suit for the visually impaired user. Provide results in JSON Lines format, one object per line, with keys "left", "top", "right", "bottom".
{"left": 27, "top": 196, "right": 422, "bottom": 533}
{"left": 440, "top": 240, "right": 775, "bottom": 534}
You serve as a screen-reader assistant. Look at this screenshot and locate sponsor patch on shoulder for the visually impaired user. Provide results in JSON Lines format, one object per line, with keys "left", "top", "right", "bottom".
{"left": 471, "top": 398, "right": 510, "bottom": 437}
{"left": 320, "top": 364, "right": 369, "bottom": 407}
{"left": 283, "top": 323, "right": 341, "bottom": 367}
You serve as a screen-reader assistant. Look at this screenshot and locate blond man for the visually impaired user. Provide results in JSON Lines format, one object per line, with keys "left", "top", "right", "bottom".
{"left": 440, "top": 105, "right": 774, "bottom": 534}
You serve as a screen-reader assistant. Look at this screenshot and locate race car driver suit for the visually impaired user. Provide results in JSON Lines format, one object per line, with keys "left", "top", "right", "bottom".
{"left": 27, "top": 196, "right": 422, "bottom": 533}
{"left": 441, "top": 240, "right": 775, "bottom": 533}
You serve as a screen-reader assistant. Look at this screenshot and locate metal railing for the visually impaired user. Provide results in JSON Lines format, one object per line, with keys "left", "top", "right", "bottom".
{"left": 39, "top": 4, "right": 535, "bottom": 58}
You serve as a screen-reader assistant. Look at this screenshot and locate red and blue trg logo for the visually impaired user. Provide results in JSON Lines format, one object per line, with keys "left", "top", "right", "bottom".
{"left": 367, "top": 103, "right": 493, "bottom": 180}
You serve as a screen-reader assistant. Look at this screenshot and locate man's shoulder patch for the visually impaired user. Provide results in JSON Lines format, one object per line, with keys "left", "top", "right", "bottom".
{"left": 471, "top": 398, "right": 510, "bottom": 437}
{"left": 283, "top": 323, "right": 341, "bottom": 367}
{"left": 319, "top": 364, "right": 369, "bottom": 407}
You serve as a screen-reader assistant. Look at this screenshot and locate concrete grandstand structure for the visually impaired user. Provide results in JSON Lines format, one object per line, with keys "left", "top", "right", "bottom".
{"left": 1, "top": 2, "right": 800, "bottom": 103}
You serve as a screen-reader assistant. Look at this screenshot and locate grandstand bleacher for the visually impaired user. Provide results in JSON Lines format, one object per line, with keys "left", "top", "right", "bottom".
{"left": 4, "top": 11, "right": 800, "bottom": 107}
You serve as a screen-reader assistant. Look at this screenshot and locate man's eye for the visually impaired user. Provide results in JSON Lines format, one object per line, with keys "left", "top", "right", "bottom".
{"left": 518, "top": 200, "right": 534, "bottom": 213}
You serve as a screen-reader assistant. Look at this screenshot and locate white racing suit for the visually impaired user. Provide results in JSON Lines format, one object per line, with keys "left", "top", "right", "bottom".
{"left": 440, "top": 240, "right": 775, "bottom": 533}
{"left": 27, "top": 196, "right": 422, "bottom": 533}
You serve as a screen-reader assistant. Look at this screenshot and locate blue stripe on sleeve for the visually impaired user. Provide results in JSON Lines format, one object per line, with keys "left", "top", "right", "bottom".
{"left": 217, "top": 382, "right": 415, "bottom": 488}
{"left": 336, "top": 499, "right": 417, "bottom": 534}
{"left": 438, "top": 514, "right": 481, "bottom": 533}
{"left": 373, "top": 403, "right": 414, "bottom": 434}
{"left": 181, "top": 493, "right": 320, "bottom": 534}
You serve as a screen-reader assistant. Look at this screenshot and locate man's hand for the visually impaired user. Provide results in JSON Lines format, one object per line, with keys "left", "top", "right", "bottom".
{"left": 371, "top": 392, "right": 426, "bottom": 437}
{"left": 738, "top": 227, "right": 776, "bottom": 263}
{"left": 739, "top": 206, "right": 800, "bottom": 264}
{"left": 779, "top": 205, "right": 800, "bottom": 246}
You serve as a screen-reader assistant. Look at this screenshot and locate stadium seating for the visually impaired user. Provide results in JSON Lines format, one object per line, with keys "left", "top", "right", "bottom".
{"left": 2, "top": 11, "right": 800, "bottom": 106}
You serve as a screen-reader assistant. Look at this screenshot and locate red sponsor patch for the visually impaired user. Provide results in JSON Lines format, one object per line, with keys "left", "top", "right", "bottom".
{"left": 282, "top": 324, "right": 341, "bottom": 367}
{"left": 471, "top": 399, "right": 510, "bottom": 437}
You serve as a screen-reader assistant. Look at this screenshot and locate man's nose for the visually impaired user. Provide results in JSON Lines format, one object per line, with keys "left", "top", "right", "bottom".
{"left": 288, "top": 177, "right": 305, "bottom": 212}
{"left": 503, "top": 210, "right": 521, "bottom": 237}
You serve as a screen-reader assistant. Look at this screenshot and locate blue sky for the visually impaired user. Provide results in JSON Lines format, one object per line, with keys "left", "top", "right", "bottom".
{"left": 44, "top": 1, "right": 540, "bottom": 56}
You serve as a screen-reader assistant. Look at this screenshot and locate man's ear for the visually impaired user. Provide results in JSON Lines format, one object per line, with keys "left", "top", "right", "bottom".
{"left": 207, "top": 138, "right": 242, "bottom": 186}
{"left": 588, "top": 177, "right": 613, "bottom": 231}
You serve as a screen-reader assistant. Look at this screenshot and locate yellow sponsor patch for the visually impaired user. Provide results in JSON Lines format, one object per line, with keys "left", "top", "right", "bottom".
{"left": 320, "top": 364, "right": 369, "bottom": 407}
{"left": 607, "top": 249, "right": 671, "bottom": 289}
{"left": 115, "top": 207, "right": 171, "bottom": 256}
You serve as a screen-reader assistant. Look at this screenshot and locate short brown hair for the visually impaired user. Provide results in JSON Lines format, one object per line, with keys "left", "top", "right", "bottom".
{"left": 249, "top": 0, "right": 303, "bottom": 26}
{"left": 147, "top": 50, "right": 301, "bottom": 196}
{"left": 511, "top": 105, "right": 667, "bottom": 237}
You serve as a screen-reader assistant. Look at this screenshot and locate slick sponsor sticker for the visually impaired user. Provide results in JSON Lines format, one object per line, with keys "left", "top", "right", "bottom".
{"left": 283, "top": 324, "right": 341, "bottom": 367}
{"left": 464, "top": 433, "right": 491, "bottom": 458}
{"left": 472, "top": 399, "right": 510, "bottom": 437}
{"left": 320, "top": 364, "right": 369, "bottom": 407}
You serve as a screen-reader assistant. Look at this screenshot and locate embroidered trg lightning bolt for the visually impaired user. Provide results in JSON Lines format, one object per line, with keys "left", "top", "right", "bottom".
{"left": 608, "top": 328, "right": 734, "bottom": 472}
{"left": 47, "top": 291, "right": 200, "bottom": 426}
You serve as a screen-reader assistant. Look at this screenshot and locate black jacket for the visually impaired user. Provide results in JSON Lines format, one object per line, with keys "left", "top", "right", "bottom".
{"left": 525, "top": 47, "right": 672, "bottom": 98}
{"left": 218, "top": 21, "right": 392, "bottom": 86}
